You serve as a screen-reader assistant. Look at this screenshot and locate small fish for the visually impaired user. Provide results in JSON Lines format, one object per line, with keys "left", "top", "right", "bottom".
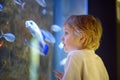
{"left": 0, "top": 31, "right": 16, "bottom": 42}
{"left": 58, "top": 41, "right": 64, "bottom": 49}
{"left": 51, "top": 24, "right": 62, "bottom": 32}
{"left": 60, "top": 58, "right": 67, "bottom": 66}
{"left": 0, "top": 41, "right": 4, "bottom": 47}
{"left": 35, "top": 0, "right": 46, "bottom": 7}
{"left": 25, "top": 20, "right": 49, "bottom": 56}
{"left": 14, "top": 0, "right": 26, "bottom": 9}
{"left": 42, "top": 8, "right": 47, "bottom": 15}
{"left": 0, "top": 3, "right": 4, "bottom": 11}
{"left": 41, "top": 29, "right": 56, "bottom": 44}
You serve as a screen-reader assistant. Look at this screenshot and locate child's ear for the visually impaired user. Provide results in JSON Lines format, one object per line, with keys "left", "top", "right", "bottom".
{"left": 79, "top": 32, "right": 87, "bottom": 44}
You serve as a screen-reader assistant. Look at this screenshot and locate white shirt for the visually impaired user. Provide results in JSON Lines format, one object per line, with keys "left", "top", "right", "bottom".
{"left": 62, "top": 49, "right": 109, "bottom": 80}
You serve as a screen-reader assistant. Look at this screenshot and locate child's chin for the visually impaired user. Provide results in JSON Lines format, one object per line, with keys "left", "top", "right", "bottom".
{"left": 64, "top": 49, "right": 69, "bottom": 53}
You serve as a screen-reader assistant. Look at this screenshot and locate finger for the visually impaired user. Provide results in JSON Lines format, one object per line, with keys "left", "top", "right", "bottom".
{"left": 53, "top": 70, "right": 60, "bottom": 73}
{"left": 57, "top": 79, "right": 60, "bottom": 80}
{"left": 53, "top": 70, "right": 63, "bottom": 75}
{"left": 55, "top": 74, "right": 63, "bottom": 79}
{"left": 55, "top": 75, "right": 61, "bottom": 80}
{"left": 55, "top": 73, "right": 62, "bottom": 78}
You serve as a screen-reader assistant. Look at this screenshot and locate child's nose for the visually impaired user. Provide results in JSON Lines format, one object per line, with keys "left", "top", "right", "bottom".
{"left": 61, "top": 36, "right": 64, "bottom": 41}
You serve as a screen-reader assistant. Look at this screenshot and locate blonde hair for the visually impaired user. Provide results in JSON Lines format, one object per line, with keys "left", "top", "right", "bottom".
{"left": 63, "top": 15, "right": 103, "bottom": 50}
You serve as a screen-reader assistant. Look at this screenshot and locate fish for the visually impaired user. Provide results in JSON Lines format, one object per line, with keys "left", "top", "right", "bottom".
{"left": 0, "top": 41, "right": 4, "bottom": 47}
{"left": 51, "top": 24, "right": 62, "bottom": 32}
{"left": 35, "top": 0, "right": 47, "bottom": 7}
{"left": 60, "top": 58, "right": 67, "bottom": 66}
{"left": 58, "top": 41, "right": 64, "bottom": 49}
{"left": 0, "top": 31, "right": 16, "bottom": 42}
{"left": 14, "top": 0, "right": 26, "bottom": 9}
{"left": 42, "top": 8, "right": 47, "bottom": 15}
{"left": 41, "top": 29, "right": 56, "bottom": 44}
{"left": 0, "top": 3, "right": 4, "bottom": 11}
{"left": 25, "top": 20, "right": 49, "bottom": 56}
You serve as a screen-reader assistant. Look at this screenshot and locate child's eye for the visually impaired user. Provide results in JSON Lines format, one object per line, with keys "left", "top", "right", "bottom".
{"left": 64, "top": 31, "right": 68, "bottom": 35}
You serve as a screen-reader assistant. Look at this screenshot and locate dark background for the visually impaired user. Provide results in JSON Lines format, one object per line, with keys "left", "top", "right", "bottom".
{"left": 88, "top": 0, "right": 117, "bottom": 80}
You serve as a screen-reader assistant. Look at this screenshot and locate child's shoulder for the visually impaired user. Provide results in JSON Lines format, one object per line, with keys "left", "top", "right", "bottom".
{"left": 68, "top": 49, "right": 97, "bottom": 61}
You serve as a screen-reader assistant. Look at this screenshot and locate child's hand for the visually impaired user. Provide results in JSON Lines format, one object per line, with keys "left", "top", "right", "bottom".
{"left": 53, "top": 70, "right": 64, "bottom": 80}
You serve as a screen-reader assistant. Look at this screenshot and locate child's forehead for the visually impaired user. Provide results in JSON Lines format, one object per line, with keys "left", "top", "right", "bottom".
{"left": 63, "top": 24, "right": 74, "bottom": 29}
{"left": 63, "top": 26, "right": 74, "bottom": 31}
{"left": 63, "top": 24, "right": 83, "bottom": 35}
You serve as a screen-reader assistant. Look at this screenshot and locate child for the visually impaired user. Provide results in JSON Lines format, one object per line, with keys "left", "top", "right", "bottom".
{"left": 54, "top": 15, "right": 109, "bottom": 80}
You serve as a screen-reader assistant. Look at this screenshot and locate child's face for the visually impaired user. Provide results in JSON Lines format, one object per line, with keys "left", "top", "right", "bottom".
{"left": 61, "top": 25, "right": 82, "bottom": 53}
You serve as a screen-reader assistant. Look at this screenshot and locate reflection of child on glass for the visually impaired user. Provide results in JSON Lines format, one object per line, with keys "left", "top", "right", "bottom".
{"left": 54, "top": 15, "right": 109, "bottom": 80}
